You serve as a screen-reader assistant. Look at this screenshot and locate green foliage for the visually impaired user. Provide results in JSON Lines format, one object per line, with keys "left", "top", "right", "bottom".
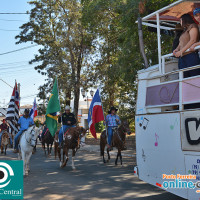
{"left": 34, "top": 119, "right": 41, "bottom": 127}
{"left": 95, "top": 121, "right": 105, "bottom": 133}
{"left": 16, "top": 0, "right": 178, "bottom": 125}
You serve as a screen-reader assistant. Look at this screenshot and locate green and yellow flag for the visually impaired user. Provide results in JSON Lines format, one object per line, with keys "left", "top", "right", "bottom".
{"left": 46, "top": 78, "right": 60, "bottom": 136}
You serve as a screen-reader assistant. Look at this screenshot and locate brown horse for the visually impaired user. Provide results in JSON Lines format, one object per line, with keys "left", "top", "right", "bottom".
{"left": 100, "top": 120, "right": 131, "bottom": 165}
{"left": 1, "top": 131, "right": 9, "bottom": 155}
{"left": 57, "top": 127, "right": 87, "bottom": 170}
{"left": 41, "top": 129, "right": 54, "bottom": 156}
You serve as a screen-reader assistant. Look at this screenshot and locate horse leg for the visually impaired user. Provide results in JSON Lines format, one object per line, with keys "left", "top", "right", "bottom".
{"left": 115, "top": 151, "right": 120, "bottom": 166}
{"left": 47, "top": 143, "right": 50, "bottom": 157}
{"left": 50, "top": 143, "right": 52, "bottom": 155}
{"left": 54, "top": 142, "right": 58, "bottom": 159}
{"left": 100, "top": 139, "right": 106, "bottom": 163}
{"left": 107, "top": 148, "right": 111, "bottom": 163}
{"left": 119, "top": 151, "right": 123, "bottom": 165}
{"left": 61, "top": 148, "right": 66, "bottom": 168}
{"left": 1, "top": 145, "right": 3, "bottom": 154}
{"left": 58, "top": 147, "right": 62, "bottom": 167}
{"left": 4, "top": 145, "right": 7, "bottom": 155}
{"left": 44, "top": 143, "right": 46, "bottom": 156}
{"left": 62, "top": 148, "right": 68, "bottom": 168}
{"left": 72, "top": 149, "right": 76, "bottom": 170}
{"left": 26, "top": 152, "right": 32, "bottom": 174}
{"left": 21, "top": 151, "right": 26, "bottom": 176}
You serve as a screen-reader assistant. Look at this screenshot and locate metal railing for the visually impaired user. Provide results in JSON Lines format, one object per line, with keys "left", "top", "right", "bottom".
{"left": 140, "top": 46, "right": 200, "bottom": 112}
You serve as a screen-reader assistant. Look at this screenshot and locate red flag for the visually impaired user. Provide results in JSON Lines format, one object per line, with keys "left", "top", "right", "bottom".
{"left": 88, "top": 89, "right": 104, "bottom": 139}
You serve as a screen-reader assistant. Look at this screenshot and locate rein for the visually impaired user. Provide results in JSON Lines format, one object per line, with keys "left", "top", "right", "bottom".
{"left": 44, "top": 128, "right": 49, "bottom": 136}
{"left": 25, "top": 128, "right": 36, "bottom": 147}
{"left": 64, "top": 129, "right": 70, "bottom": 137}
{"left": 113, "top": 126, "right": 126, "bottom": 144}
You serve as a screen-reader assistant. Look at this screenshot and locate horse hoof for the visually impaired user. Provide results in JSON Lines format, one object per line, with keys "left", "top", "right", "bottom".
{"left": 72, "top": 167, "right": 76, "bottom": 171}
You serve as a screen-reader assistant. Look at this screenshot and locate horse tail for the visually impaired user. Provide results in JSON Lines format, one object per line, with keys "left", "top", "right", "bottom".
{"left": 54, "top": 141, "right": 58, "bottom": 159}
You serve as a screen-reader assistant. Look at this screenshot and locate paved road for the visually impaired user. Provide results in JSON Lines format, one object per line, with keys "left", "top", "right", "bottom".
{"left": 1, "top": 145, "right": 185, "bottom": 200}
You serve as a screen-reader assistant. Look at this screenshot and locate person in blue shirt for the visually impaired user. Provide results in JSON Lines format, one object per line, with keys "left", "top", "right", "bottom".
{"left": 104, "top": 106, "right": 121, "bottom": 151}
{"left": 13, "top": 109, "right": 35, "bottom": 153}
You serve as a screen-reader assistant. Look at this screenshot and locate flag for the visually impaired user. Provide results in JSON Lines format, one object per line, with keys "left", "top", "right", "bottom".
{"left": 6, "top": 81, "right": 20, "bottom": 135}
{"left": 88, "top": 89, "right": 104, "bottom": 139}
{"left": 29, "top": 98, "right": 38, "bottom": 120}
{"left": 46, "top": 78, "right": 60, "bottom": 136}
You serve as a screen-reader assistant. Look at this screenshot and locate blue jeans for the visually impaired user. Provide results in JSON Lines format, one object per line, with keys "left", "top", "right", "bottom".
{"left": 0, "top": 131, "right": 12, "bottom": 146}
{"left": 58, "top": 125, "right": 76, "bottom": 145}
{"left": 14, "top": 130, "right": 23, "bottom": 150}
{"left": 107, "top": 126, "right": 117, "bottom": 146}
{"left": 178, "top": 52, "right": 200, "bottom": 78}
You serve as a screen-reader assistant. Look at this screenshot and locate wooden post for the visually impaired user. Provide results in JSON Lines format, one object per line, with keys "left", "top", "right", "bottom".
{"left": 138, "top": 17, "right": 148, "bottom": 68}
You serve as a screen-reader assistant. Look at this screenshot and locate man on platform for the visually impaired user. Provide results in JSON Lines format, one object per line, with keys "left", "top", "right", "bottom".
{"left": 58, "top": 105, "right": 76, "bottom": 148}
{"left": 13, "top": 109, "right": 35, "bottom": 153}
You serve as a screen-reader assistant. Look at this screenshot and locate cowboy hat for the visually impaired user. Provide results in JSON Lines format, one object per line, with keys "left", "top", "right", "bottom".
{"left": 108, "top": 106, "right": 118, "bottom": 114}
{"left": 65, "top": 105, "right": 71, "bottom": 110}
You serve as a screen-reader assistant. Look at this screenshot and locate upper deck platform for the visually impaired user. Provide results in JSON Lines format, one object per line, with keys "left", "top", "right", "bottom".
{"left": 136, "top": 1, "right": 200, "bottom": 115}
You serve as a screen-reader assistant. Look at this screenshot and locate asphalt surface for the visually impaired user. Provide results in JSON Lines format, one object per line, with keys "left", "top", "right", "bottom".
{"left": 0, "top": 144, "right": 185, "bottom": 200}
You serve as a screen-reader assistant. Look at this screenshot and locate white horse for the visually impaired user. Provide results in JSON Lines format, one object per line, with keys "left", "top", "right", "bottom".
{"left": 18, "top": 126, "right": 41, "bottom": 175}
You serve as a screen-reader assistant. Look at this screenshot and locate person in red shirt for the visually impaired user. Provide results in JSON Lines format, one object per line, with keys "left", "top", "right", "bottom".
{"left": 0, "top": 119, "right": 12, "bottom": 146}
{"left": 0, "top": 119, "right": 8, "bottom": 132}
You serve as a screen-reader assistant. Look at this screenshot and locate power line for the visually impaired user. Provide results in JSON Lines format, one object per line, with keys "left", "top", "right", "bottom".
{"left": 0, "top": 18, "right": 26, "bottom": 22}
{"left": 0, "top": 60, "right": 30, "bottom": 66}
{"left": 0, "top": 45, "right": 38, "bottom": 56}
{"left": 0, "top": 28, "right": 20, "bottom": 32}
{"left": 0, "top": 13, "right": 29, "bottom": 15}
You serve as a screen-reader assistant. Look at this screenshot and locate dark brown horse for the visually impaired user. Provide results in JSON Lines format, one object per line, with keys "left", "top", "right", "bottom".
{"left": 41, "top": 129, "right": 54, "bottom": 156}
{"left": 100, "top": 120, "right": 131, "bottom": 165}
{"left": 0, "top": 131, "right": 9, "bottom": 155}
{"left": 57, "top": 127, "right": 87, "bottom": 170}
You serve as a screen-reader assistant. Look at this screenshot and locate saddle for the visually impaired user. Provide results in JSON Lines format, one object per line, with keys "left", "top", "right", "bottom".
{"left": 16, "top": 129, "right": 27, "bottom": 145}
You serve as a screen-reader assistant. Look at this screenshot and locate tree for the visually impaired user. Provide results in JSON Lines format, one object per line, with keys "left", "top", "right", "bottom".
{"left": 16, "top": 0, "right": 96, "bottom": 119}
{"left": 82, "top": 0, "right": 177, "bottom": 122}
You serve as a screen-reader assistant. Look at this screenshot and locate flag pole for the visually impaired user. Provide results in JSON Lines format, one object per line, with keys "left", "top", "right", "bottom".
{"left": 98, "top": 88, "right": 107, "bottom": 136}
{"left": 56, "top": 77, "right": 64, "bottom": 140}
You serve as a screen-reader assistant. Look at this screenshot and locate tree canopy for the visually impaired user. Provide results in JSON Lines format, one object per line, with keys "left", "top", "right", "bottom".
{"left": 16, "top": 0, "right": 177, "bottom": 124}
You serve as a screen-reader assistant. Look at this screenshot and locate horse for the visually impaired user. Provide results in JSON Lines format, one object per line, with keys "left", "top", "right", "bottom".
{"left": 18, "top": 126, "right": 41, "bottom": 175}
{"left": 100, "top": 120, "right": 131, "bottom": 165}
{"left": 41, "top": 129, "right": 54, "bottom": 157}
{"left": 0, "top": 131, "right": 9, "bottom": 155}
{"left": 57, "top": 127, "right": 87, "bottom": 170}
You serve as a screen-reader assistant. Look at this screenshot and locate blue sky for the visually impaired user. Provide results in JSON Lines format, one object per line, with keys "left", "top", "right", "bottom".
{"left": 0, "top": 0, "right": 46, "bottom": 107}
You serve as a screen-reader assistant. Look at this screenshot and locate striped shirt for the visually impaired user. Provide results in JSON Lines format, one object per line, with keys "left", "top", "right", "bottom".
{"left": 105, "top": 114, "right": 121, "bottom": 127}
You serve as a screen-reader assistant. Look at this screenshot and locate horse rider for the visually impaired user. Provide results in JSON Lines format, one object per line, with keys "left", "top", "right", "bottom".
{"left": 13, "top": 109, "right": 35, "bottom": 153}
{"left": 40, "top": 121, "right": 48, "bottom": 141}
{"left": 58, "top": 105, "right": 76, "bottom": 148}
{"left": 104, "top": 106, "right": 121, "bottom": 151}
{"left": 0, "top": 119, "right": 12, "bottom": 146}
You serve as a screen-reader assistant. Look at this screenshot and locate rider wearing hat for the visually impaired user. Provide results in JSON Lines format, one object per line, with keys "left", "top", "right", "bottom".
{"left": 104, "top": 106, "right": 121, "bottom": 151}
{"left": 0, "top": 119, "right": 10, "bottom": 146}
{"left": 190, "top": 8, "right": 200, "bottom": 51}
{"left": 58, "top": 105, "right": 76, "bottom": 148}
{"left": 13, "top": 109, "right": 35, "bottom": 153}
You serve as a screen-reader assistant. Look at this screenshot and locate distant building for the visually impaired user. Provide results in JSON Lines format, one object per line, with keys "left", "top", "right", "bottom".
{"left": 77, "top": 99, "right": 92, "bottom": 129}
